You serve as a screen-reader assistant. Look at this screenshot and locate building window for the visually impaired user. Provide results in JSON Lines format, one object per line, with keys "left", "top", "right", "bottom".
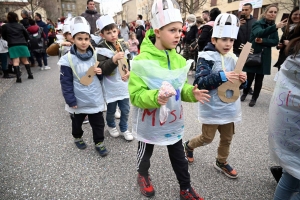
{"left": 211, "top": 0, "right": 217, "bottom": 6}
{"left": 62, "top": 3, "right": 64, "bottom": 9}
{"left": 5, "top": 7, "right": 9, "bottom": 12}
{"left": 72, "top": 4, "right": 75, "bottom": 9}
{"left": 67, "top": 4, "right": 70, "bottom": 10}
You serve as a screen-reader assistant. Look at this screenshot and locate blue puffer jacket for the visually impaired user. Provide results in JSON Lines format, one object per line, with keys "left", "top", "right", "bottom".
{"left": 58, "top": 45, "right": 105, "bottom": 114}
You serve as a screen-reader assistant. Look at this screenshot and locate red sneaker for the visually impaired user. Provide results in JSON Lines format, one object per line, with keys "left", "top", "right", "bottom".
{"left": 137, "top": 173, "right": 155, "bottom": 197}
{"left": 180, "top": 187, "right": 204, "bottom": 200}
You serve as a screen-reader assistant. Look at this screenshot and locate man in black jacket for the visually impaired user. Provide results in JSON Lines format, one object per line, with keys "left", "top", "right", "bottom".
{"left": 233, "top": 3, "right": 256, "bottom": 56}
{"left": 81, "top": 0, "right": 101, "bottom": 34}
{"left": 233, "top": 3, "right": 256, "bottom": 94}
{"left": 20, "top": 10, "right": 30, "bottom": 28}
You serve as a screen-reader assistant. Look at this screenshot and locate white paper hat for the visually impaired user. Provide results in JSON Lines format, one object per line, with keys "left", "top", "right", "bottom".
{"left": 151, "top": 0, "right": 183, "bottom": 29}
{"left": 96, "top": 15, "right": 115, "bottom": 31}
{"left": 212, "top": 13, "right": 240, "bottom": 39}
{"left": 70, "top": 16, "right": 91, "bottom": 36}
{"left": 63, "top": 17, "right": 72, "bottom": 34}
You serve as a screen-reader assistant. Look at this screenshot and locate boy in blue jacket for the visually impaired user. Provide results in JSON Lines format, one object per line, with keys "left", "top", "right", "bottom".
{"left": 184, "top": 14, "right": 247, "bottom": 179}
{"left": 58, "top": 16, "right": 108, "bottom": 157}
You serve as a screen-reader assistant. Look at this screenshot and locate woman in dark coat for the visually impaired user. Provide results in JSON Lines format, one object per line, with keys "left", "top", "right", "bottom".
{"left": 182, "top": 14, "right": 198, "bottom": 75}
{"left": 274, "top": 7, "right": 300, "bottom": 70}
{"left": 1, "top": 12, "right": 33, "bottom": 83}
{"left": 241, "top": 4, "right": 287, "bottom": 107}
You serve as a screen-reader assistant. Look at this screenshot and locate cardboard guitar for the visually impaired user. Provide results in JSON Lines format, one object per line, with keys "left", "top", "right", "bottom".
{"left": 114, "top": 42, "right": 128, "bottom": 77}
{"left": 80, "top": 61, "right": 100, "bottom": 86}
{"left": 217, "top": 42, "right": 252, "bottom": 103}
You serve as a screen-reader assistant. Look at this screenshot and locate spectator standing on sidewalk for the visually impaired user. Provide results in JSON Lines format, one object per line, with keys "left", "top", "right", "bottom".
{"left": 81, "top": 0, "right": 100, "bottom": 34}
{"left": 1, "top": 12, "right": 33, "bottom": 83}
{"left": 241, "top": 4, "right": 287, "bottom": 107}
{"left": 182, "top": 14, "right": 198, "bottom": 76}
{"left": 233, "top": 3, "right": 256, "bottom": 94}
{"left": 202, "top": 10, "right": 210, "bottom": 23}
{"left": 0, "top": 25, "right": 14, "bottom": 79}
{"left": 35, "top": 13, "right": 49, "bottom": 41}
{"left": 198, "top": 8, "right": 221, "bottom": 51}
{"left": 46, "top": 18, "right": 56, "bottom": 47}
{"left": 20, "top": 10, "right": 30, "bottom": 28}
{"left": 274, "top": 7, "right": 300, "bottom": 71}
{"left": 27, "top": 19, "right": 50, "bottom": 71}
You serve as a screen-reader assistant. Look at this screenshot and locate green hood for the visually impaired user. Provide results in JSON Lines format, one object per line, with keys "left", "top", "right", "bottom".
{"left": 134, "top": 29, "right": 185, "bottom": 70}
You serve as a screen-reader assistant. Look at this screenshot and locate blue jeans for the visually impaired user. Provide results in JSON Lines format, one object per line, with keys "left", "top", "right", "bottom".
{"left": 34, "top": 52, "right": 48, "bottom": 67}
{"left": 274, "top": 170, "right": 300, "bottom": 200}
{"left": 106, "top": 98, "right": 130, "bottom": 132}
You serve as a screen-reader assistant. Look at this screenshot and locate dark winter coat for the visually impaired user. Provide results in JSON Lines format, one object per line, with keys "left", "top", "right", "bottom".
{"left": 20, "top": 17, "right": 30, "bottom": 29}
{"left": 81, "top": 9, "right": 101, "bottom": 34}
{"left": 184, "top": 25, "right": 198, "bottom": 44}
{"left": 274, "top": 27, "right": 299, "bottom": 68}
{"left": 27, "top": 25, "right": 46, "bottom": 52}
{"left": 243, "top": 18, "right": 279, "bottom": 75}
{"left": 1, "top": 22, "right": 29, "bottom": 47}
{"left": 135, "top": 25, "right": 145, "bottom": 49}
{"left": 197, "top": 21, "right": 214, "bottom": 51}
{"left": 36, "top": 20, "right": 49, "bottom": 40}
{"left": 233, "top": 15, "right": 256, "bottom": 55}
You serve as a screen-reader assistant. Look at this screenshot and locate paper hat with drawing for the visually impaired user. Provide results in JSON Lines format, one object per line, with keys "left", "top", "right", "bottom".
{"left": 151, "top": 0, "right": 183, "bottom": 29}
{"left": 212, "top": 13, "right": 240, "bottom": 39}
{"left": 96, "top": 15, "right": 115, "bottom": 31}
{"left": 70, "top": 16, "right": 91, "bottom": 36}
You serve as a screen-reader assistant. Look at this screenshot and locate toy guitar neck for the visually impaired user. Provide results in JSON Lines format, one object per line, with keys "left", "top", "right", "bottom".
{"left": 217, "top": 42, "right": 252, "bottom": 103}
{"left": 114, "top": 41, "right": 128, "bottom": 77}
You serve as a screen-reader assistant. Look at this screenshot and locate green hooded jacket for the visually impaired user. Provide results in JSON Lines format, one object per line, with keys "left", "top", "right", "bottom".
{"left": 128, "top": 29, "right": 197, "bottom": 109}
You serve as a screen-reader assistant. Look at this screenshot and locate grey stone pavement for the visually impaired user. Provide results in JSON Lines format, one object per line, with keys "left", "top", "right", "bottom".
{"left": 0, "top": 50, "right": 280, "bottom": 200}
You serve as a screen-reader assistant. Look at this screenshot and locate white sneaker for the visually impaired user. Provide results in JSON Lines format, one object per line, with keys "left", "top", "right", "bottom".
{"left": 114, "top": 110, "right": 121, "bottom": 119}
{"left": 121, "top": 130, "right": 133, "bottom": 141}
{"left": 107, "top": 126, "right": 119, "bottom": 137}
{"left": 40, "top": 66, "right": 44, "bottom": 70}
{"left": 44, "top": 66, "right": 51, "bottom": 70}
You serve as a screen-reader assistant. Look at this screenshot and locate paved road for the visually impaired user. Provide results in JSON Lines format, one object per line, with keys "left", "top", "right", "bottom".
{"left": 0, "top": 55, "right": 278, "bottom": 199}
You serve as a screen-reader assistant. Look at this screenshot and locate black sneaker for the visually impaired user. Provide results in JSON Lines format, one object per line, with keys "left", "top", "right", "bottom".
{"left": 137, "top": 173, "right": 155, "bottom": 197}
{"left": 183, "top": 141, "right": 194, "bottom": 164}
{"left": 248, "top": 87, "right": 254, "bottom": 95}
{"left": 180, "top": 187, "right": 204, "bottom": 200}
{"left": 240, "top": 94, "right": 247, "bottom": 101}
{"left": 95, "top": 142, "right": 108, "bottom": 157}
{"left": 249, "top": 99, "right": 256, "bottom": 107}
{"left": 74, "top": 138, "right": 87, "bottom": 149}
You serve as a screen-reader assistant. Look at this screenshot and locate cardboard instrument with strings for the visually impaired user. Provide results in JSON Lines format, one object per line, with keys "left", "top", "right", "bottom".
{"left": 114, "top": 42, "right": 128, "bottom": 77}
{"left": 217, "top": 42, "right": 252, "bottom": 103}
{"left": 80, "top": 61, "right": 100, "bottom": 86}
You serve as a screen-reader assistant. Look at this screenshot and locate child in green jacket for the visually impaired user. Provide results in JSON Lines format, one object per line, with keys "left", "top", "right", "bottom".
{"left": 128, "top": 0, "right": 210, "bottom": 199}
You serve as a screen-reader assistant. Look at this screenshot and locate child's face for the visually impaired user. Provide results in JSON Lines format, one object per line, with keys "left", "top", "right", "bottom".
{"left": 73, "top": 33, "right": 90, "bottom": 53}
{"left": 211, "top": 37, "right": 234, "bottom": 55}
{"left": 65, "top": 33, "right": 73, "bottom": 43}
{"left": 100, "top": 27, "right": 118, "bottom": 43}
{"left": 155, "top": 22, "right": 182, "bottom": 50}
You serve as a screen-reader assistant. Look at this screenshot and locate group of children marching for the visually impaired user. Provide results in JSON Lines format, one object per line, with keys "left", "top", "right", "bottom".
{"left": 53, "top": 0, "right": 247, "bottom": 199}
